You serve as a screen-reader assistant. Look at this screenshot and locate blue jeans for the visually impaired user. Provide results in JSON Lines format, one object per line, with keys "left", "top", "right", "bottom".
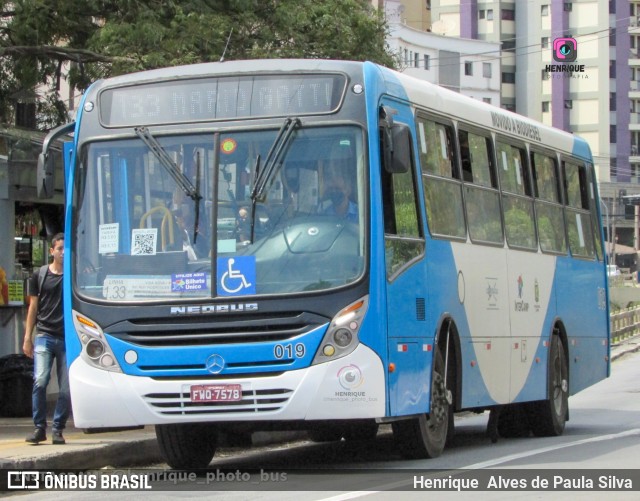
{"left": 32, "top": 334, "right": 70, "bottom": 432}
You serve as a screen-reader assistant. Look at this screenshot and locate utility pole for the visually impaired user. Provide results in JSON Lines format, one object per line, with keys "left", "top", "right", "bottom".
{"left": 636, "top": 204, "right": 639, "bottom": 252}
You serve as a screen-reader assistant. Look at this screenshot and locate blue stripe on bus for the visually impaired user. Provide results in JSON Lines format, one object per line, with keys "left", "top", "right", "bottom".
{"left": 105, "top": 323, "right": 328, "bottom": 377}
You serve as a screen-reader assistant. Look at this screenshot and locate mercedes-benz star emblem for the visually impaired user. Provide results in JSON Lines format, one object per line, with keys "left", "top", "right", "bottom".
{"left": 205, "top": 354, "right": 225, "bottom": 374}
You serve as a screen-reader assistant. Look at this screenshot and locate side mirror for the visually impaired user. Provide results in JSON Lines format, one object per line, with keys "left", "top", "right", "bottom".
{"left": 388, "top": 124, "right": 411, "bottom": 174}
{"left": 37, "top": 152, "right": 55, "bottom": 199}
{"left": 36, "top": 122, "right": 75, "bottom": 199}
{"left": 379, "top": 105, "right": 411, "bottom": 175}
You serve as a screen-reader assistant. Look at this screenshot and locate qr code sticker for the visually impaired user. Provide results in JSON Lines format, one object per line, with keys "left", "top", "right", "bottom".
{"left": 131, "top": 228, "right": 158, "bottom": 256}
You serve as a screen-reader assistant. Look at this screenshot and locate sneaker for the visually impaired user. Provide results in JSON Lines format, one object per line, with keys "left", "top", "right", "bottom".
{"left": 26, "top": 428, "right": 46, "bottom": 444}
{"left": 52, "top": 430, "right": 65, "bottom": 445}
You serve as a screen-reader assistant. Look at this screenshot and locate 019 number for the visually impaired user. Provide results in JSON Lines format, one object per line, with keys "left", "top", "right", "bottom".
{"left": 274, "top": 343, "right": 305, "bottom": 360}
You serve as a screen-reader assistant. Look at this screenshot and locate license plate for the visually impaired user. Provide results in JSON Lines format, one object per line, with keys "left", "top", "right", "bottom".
{"left": 190, "top": 384, "right": 242, "bottom": 402}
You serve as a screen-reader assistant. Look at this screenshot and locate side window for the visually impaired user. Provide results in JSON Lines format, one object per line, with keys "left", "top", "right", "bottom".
{"left": 417, "top": 118, "right": 457, "bottom": 177}
{"left": 563, "top": 160, "right": 595, "bottom": 258}
{"left": 417, "top": 114, "right": 466, "bottom": 239}
{"left": 588, "top": 165, "right": 604, "bottom": 261}
{"left": 382, "top": 127, "right": 424, "bottom": 279}
{"left": 564, "top": 160, "right": 589, "bottom": 209}
{"left": 532, "top": 152, "right": 560, "bottom": 202}
{"left": 497, "top": 139, "right": 536, "bottom": 250}
{"left": 531, "top": 151, "right": 566, "bottom": 254}
{"left": 497, "top": 141, "right": 530, "bottom": 195}
{"left": 459, "top": 130, "right": 495, "bottom": 187}
{"left": 459, "top": 129, "right": 503, "bottom": 244}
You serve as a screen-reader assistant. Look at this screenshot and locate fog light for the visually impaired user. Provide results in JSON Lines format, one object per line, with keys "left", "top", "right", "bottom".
{"left": 333, "top": 328, "right": 352, "bottom": 347}
{"left": 86, "top": 339, "right": 104, "bottom": 359}
{"left": 323, "top": 345, "right": 336, "bottom": 356}
{"left": 101, "top": 354, "right": 114, "bottom": 367}
{"left": 124, "top": 350, "right": 138, "bottom": 364}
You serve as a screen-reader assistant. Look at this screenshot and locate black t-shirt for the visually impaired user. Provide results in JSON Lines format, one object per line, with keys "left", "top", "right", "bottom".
{"left": 28, "top": 267, "right": 64, "bottom": 337}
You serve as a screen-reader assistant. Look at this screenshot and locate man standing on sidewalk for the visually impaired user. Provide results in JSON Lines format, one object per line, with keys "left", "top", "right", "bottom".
{"left": 22, "top": 233, "right": 70, "bottom": 445}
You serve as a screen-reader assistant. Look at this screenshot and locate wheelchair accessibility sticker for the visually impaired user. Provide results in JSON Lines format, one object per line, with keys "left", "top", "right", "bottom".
{"left": 217, "top": 256, "right": 256, "bottom": 296}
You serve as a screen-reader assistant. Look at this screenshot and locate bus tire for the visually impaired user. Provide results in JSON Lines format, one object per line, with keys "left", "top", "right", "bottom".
{"left": 445, "top": 339, "right": 456, "bottom": 446}
{"left": 307, "top": 424, "right": 344, "bottom": 442}
{"left": 527, "top": 335, "right": 568, "bottom": 437}
{"left": 392, "top": 349, "right": 449, "bottom": 459}
{"left": 156, "top": 423, "right": 217, "bottom": 469}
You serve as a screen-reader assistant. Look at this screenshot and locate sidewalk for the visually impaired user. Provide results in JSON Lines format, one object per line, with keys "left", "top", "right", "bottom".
{"left": 1, "top": 337, "right": 639, "bottom": 470}
{"left": 0, "top": 420, "right": 161, "bottom": 469}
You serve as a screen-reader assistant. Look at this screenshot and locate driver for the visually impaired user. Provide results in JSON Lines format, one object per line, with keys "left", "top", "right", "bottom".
{"left": 320, "top": 164, "right": 358, "bottom": 223}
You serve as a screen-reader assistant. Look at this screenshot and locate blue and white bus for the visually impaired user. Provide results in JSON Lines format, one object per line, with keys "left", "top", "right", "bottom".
{"left": 38, "top": 59, "right": 609, "bottom": 468}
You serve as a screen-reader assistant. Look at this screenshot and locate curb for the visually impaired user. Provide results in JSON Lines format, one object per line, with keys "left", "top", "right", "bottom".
{"left": 0, "top": 431, "right": 308, "bottom": 470}
{"left": 611, "top": 340, "right": 640, "bottom": 361}
{"left": 0, "top": 438, "right": 162, "bottom": 470}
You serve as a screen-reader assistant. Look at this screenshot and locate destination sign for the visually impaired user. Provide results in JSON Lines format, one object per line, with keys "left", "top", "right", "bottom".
{"left": 99, "top": 74, "right": 347, "bottom": 127}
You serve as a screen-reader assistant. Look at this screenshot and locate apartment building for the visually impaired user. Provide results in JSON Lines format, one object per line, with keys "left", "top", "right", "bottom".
{"left": 425, "top": 0, "right": 637, "bottom": 248}
{"left": 384, "top": 1, "right": 502, "bottom": 106}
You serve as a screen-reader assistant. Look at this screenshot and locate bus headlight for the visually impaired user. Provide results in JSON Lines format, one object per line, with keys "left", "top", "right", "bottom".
{"left": 86, "top": 339, "right": 104, "bottom": 359}
{"left": 312, "top": 295, "right": 368, "bottom": 365}
{"left": 72, "top": 309, "right": 122, "bottom": 373}
{"left": 333, "top": 328, "right": 353, "bottom": 347}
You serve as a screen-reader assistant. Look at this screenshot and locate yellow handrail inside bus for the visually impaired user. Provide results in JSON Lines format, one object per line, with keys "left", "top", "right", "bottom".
{"left": 139, "top": 206, "right": 175, "bottom": 251}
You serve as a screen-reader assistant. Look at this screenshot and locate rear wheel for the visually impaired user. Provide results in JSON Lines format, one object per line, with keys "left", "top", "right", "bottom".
{"left": 392, "top": 349, "right": 449, "bottom": 459}
{"left": 156, "top": 423, "right": 217, "bottom": 469}
{"left": 527, "top": 335, "right": 568, "bottom": 436}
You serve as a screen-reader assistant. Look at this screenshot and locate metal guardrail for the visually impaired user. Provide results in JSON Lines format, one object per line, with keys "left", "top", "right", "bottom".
{"left": 611, "top": 306, "right": 640, "bottom": 344}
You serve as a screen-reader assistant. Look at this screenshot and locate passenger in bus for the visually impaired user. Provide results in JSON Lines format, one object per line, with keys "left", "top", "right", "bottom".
{"left": 236, "top": 206, "right": 250, "bottom": 242}
{"left": 319, "top": 164, "right": 358, "bottom": 223}
{"left": 172, "top": 206, "right": 209, "bottom": 260}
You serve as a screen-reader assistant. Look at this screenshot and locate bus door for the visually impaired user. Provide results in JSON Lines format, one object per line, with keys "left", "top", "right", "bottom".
{"left": 379, "top": 107, "right": 429, "bottom": 416}
{"left": 496, "top": 139, "right": 542, "bottom": 402}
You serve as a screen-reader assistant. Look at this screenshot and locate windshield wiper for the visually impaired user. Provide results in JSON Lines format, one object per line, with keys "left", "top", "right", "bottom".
{"left": 192, "top": 150, "right": 202, "bottom": 244}
{"left": 135, "top": 127, "right": 201, "bottom": 203}
{"left": 248, "top": 117, "right": 300, "bottom": 242}
{"left": 250, "top": 117, "right": 300, "bottom": 203}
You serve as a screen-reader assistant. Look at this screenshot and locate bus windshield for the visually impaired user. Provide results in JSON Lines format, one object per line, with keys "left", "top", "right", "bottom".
{"left": 74, "top": 125, "right": 366, "bottom": 302}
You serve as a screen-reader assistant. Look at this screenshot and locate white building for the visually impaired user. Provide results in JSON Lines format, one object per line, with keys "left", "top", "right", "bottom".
{"left": 385, "top": 1, "right": 501, "bottom": 106}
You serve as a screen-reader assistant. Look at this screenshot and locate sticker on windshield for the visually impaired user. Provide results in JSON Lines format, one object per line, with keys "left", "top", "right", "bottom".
{"left": 217, "top": 256, "right": 256, "bottom": 296}
{"left": 131, "top": 228, "right": 157, "bottom": 256}
{"left": 172, "top": 273, "right": 207, "bottom": 292}
{"left": 99, "top": 223, "right": 119, "bottom": 254}
{"left": 221, "top": 138, "right": 237, "bottom": 154}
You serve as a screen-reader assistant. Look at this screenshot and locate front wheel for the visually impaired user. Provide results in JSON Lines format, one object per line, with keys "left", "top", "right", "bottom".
{"left": 527, "top": 335, "right": 568, "bottom": 436}
{"left": 156, "top": 423, "right": 217, "bottom": 469}
{"left": 392, "top": 349, "right": 449, "bottom": 459}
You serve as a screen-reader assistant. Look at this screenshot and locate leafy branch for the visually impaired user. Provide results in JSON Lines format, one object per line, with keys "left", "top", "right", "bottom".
{"left": 0, "top": 45, "right": 135, "bottom": 64}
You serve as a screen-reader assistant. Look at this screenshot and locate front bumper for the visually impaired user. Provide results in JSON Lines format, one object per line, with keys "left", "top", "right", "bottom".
{"left": 69, "top": 343, "right": 385, "bottom": 428}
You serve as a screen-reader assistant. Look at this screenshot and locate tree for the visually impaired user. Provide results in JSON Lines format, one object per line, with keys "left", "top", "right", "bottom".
{"left": 0, "top": 0, "right": 395, "bottom": 129}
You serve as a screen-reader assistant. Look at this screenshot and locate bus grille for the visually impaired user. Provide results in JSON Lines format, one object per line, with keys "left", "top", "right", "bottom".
{"left": 143, "top": 388, "right": 294, "bottom": 415}
{"left": 106, "top": 311, "right": 329, "bottom": 347}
